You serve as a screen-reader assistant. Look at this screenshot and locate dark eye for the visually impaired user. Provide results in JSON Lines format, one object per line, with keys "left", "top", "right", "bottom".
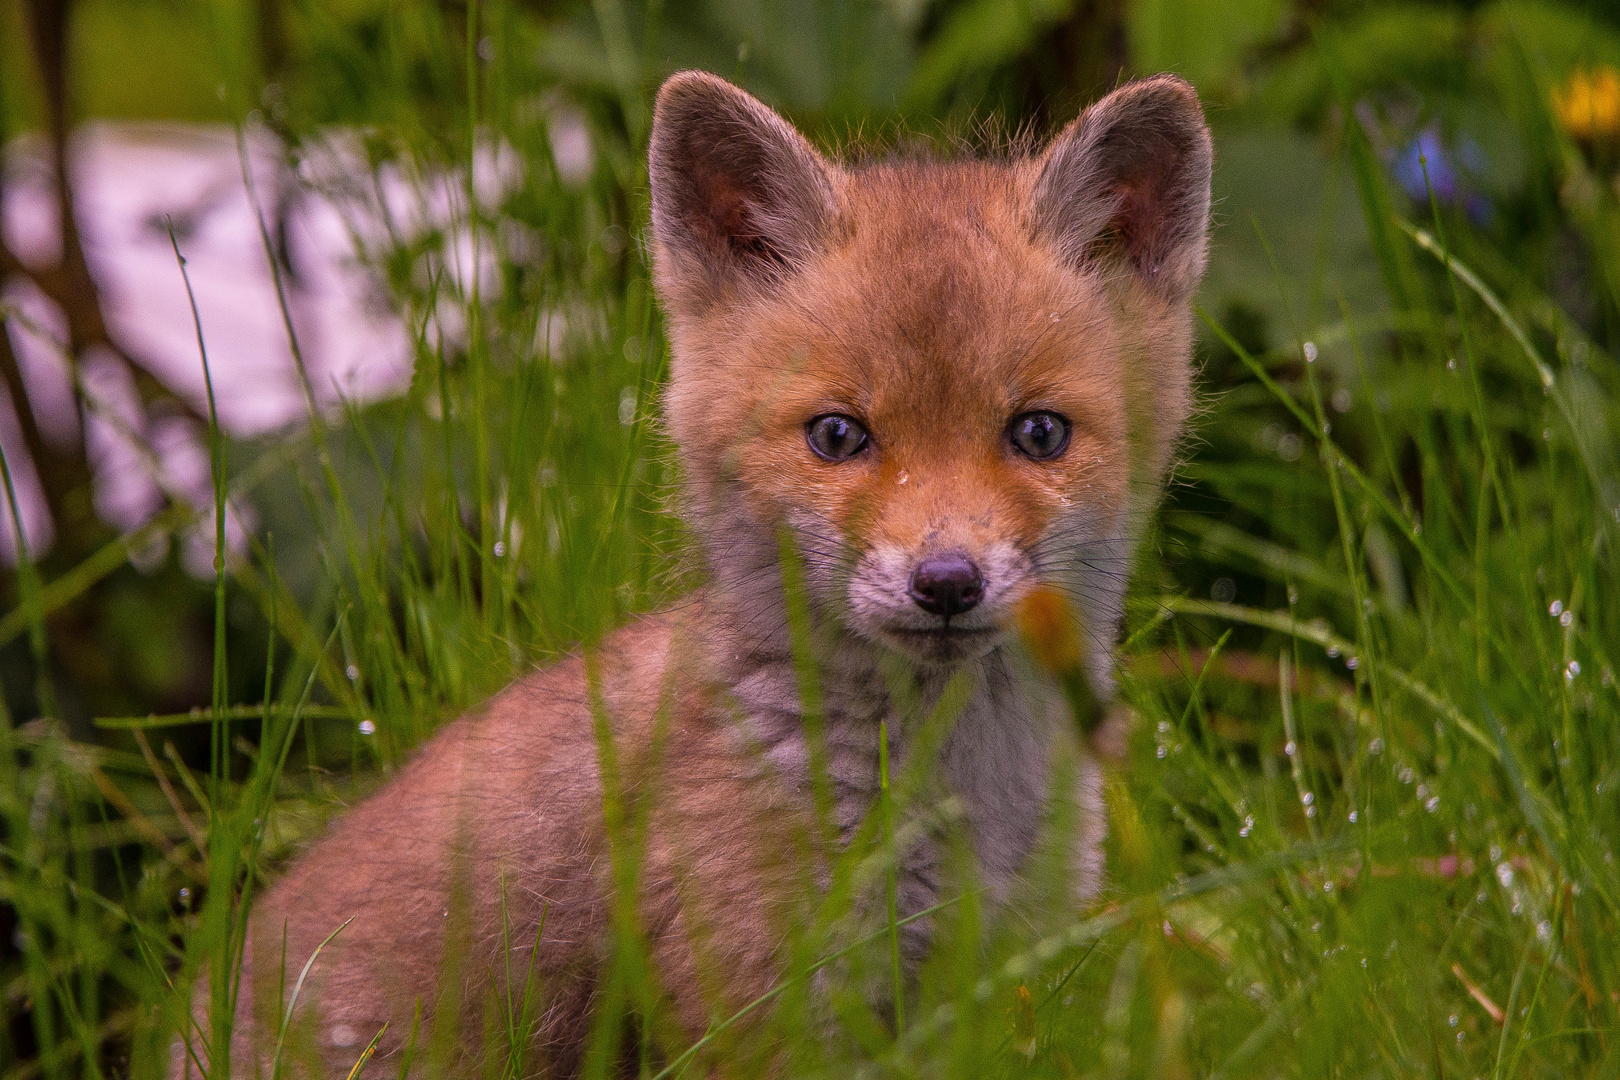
{"left": 806, "top": 414, "right": 870, "bottom": 461}
{"left": 1009, "top": 411, "right": 1071, "bottom": 460}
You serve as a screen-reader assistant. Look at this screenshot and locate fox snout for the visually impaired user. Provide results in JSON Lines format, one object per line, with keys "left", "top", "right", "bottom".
{"left": 906, "top": 553, "right": 983, "bottom": 617}
{"left": 847, "top": 527, "right": 1041, "bottom": 663}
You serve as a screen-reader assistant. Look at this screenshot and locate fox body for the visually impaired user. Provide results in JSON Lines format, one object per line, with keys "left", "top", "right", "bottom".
{"left": 183, "top": 72, "right": 1210, "bottom": 1076}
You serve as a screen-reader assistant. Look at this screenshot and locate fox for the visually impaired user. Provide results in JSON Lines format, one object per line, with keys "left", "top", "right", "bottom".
{"left": 178, "top": 70, "right": 1211, "bottom": 1077}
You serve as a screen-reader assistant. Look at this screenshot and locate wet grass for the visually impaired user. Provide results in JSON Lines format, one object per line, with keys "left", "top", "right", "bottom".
{"left": 3, "top": 3, "right": 1620, "bottom": 1078}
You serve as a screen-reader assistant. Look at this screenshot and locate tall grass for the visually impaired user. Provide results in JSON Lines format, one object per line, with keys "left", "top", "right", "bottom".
{"left": 3, "top": 2, "right": 1619, "bottom": 1077}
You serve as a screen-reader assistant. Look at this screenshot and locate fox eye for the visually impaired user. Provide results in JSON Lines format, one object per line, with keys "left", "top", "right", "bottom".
{"left": 806, "top": 414, "right": 870, "bottom": 461}
{"left": 1009, "top": 411, "right": 1070, "bottom": 460}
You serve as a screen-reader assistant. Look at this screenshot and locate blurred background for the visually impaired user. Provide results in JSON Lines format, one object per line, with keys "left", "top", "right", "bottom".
{"left": 2, "top": 1, "right": 1619, "bottom": 1077}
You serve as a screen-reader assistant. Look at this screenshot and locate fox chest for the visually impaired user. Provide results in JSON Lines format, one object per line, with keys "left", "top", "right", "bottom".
{"left": 733, "top": 653, "right": 1060, "bottom": 905}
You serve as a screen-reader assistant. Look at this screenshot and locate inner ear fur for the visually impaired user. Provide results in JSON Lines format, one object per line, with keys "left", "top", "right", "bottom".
{"left": 1032, "top": 75, "right": 1213, "bottom": 300}
{"left": 649, "top": 71, "right": 839, "bottom": 316}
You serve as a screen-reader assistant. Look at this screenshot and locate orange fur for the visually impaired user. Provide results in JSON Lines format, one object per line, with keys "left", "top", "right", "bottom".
{"left": 178, "top": 71, "right": 1210, "bottom": 1078}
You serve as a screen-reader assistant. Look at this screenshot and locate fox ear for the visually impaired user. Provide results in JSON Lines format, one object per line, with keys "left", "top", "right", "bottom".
{"left": 1032, "top": 75, "right": 1212, "bottom": 300}
{"left": 649, "top": 71, "right": 838, "bottom": 315}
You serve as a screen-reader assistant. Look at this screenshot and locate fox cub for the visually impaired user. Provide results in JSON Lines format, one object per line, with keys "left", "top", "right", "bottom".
{"left": 183, "top": 71, "right": 1211, "bottom": 1075}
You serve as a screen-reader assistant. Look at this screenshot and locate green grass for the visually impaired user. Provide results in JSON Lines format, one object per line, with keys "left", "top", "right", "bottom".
{"left": 4, "top": 1, "right": 1620, "bottom": 1077}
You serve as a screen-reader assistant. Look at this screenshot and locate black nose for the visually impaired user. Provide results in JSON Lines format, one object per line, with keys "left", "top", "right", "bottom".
{"left": 908, "top": 554, "right": 984, "bottom": 617}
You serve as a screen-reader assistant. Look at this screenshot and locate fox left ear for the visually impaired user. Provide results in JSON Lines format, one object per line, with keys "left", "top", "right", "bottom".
{"left": 1032, "top": 75, "right": 1212, "bottom": 300}
{"left": 649, "top": 71, "right": 839, "bottom": 318}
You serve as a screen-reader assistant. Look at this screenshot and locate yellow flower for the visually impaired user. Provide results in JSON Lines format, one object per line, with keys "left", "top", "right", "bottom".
{"left": 1553, "top": 66, "right": 1620, "bottom": 141}
{"left": 1016, "top": 583, "right": 1083, "bottom": 679}
{"left": 1016, "top": 584, "right": 1106, "bottom": 733}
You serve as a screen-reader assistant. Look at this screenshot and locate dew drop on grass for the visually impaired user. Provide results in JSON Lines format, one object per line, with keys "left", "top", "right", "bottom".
{"left": 1560, "top": 610, "right": 1573, "bottom": 627}
{"left": 1537, "top": 920, "right": 1552, "bottom": 942}
{"left": 1284, "top": 740, "right": 1297, "bottom": 757}
{"left": 1448, "top": 1014, "right": 1459, "bottom": 1028}
{"left": 493, "top": 541, "right": 506, "bottom": 557}
{"left": 1426, "top": 797, "right": 1440, "bottom": 812}
{"left": 1346, "top": 656, "right": 1360, "bottom": 670}
{"left": 1348, "top": 810, "right": 1358, "bottom": 823}
{"left": 1550, "top": 600, "right": 1564, "bottom": 617}
{"left": 1303, "top": 342, "right": 1317, "bottom": 363}
{"left": 1496, "top": 863, "right": 1515, "bottom": 888}
{"left": 346, "top": 664, "right": 360, "bottom": 681}
{"left": 358, "top": 720, "right": 376, "bottom": 736}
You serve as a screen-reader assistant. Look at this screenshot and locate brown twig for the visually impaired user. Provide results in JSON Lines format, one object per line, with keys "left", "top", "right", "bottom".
{"left": 132, "top": 728, "right": 207, "bottom": 852}
{"left": 1451, "top": 962, "right": 1507, "bottom": 1025}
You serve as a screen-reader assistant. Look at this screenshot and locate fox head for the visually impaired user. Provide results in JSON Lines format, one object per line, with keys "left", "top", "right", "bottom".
{"left": 649, "top": 72, "right": 1211, "bottom": 675}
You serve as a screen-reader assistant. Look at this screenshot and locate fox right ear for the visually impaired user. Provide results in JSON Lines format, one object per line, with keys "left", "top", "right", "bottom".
{"left": 649, "top": 72, "right": 839, "bottom": 316}
{"left": 1032, "top": 75, "right": 1212, "bottom": 301}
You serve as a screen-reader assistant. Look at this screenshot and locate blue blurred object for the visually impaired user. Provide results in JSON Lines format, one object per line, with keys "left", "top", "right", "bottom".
{"left": 1392, "top": 125, "right": 1492, "bottom": 225}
